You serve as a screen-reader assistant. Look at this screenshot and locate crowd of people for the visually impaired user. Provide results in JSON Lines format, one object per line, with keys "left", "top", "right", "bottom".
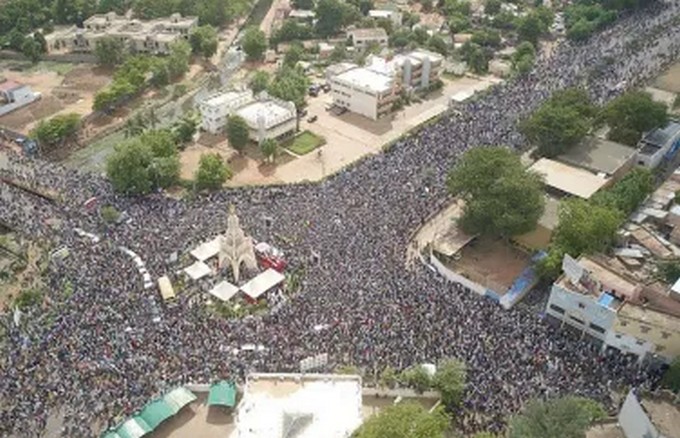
{"left": 1, "top": 2, "right": 680, "bottom": 436}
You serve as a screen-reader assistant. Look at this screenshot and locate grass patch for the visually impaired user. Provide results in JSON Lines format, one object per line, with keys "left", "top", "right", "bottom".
{"left": 0, "top": 60, "right": 75, "bottom": 76}
{"left": 283, "top": 130, "right": 325, "bottom": 155}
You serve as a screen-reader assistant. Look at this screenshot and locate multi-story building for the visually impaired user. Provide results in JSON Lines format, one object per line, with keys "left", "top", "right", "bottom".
{"left": 636, "top": 120, "right": 680, "bottom": 169}
{"left": 346, "top": 28, "right": 388, "bottom": 50}
{"left": 198, "top": 90, "right": 297, "bottom": 144}
{"left": 45, "top": 12, "right": 197, "bottom": 55}
{"left": 546, "top": 254, "right": 680, "bottom": 364}
{"left": 328, "top": 50, "right": 443, "bottom": 120}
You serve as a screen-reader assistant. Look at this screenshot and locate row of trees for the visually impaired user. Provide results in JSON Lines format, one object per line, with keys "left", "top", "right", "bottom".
{"left": 93, "top": 40, "right": 191, "bottom": 111}
{"left": 522, "top": 88, "right": 669, "bottom": 159}
{"left": 564, "top": 0, "right": 655, "bottom": 41}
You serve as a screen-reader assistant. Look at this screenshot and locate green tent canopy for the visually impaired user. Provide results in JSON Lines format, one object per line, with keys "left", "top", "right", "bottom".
{"left": 163, "top": 387, "right": 197, "bottom": 414}
{"left": 115, "top": 416, "right": 152, "bottom": 438}
{"left": 139, "top": 399, "right": 175, "bottom": 429}
{"left": 207, "top": 380, "right": 237, "bottom": 407}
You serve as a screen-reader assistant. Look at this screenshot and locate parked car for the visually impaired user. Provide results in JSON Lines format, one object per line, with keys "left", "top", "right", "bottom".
{"left": 307, "top": 115, "right": 318, "bottom": 123}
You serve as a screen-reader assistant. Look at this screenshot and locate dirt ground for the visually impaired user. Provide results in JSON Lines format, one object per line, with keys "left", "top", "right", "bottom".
{"left": 586, "top": 423, "right": 625, "bottom": 438}
{"left": 149, "top": 397, "right": 235, "bottom": 438}
{"left": 179, "top": 141, "right": 237, "bottom": 181}
{"left": 451, "top": 238, "right": 531, "bottom": 294}
{"left": 654, "top": 61, "right": 680, "bottom": 93}
{"left": 0, "top": 64, "right": 111, "bottom": 133}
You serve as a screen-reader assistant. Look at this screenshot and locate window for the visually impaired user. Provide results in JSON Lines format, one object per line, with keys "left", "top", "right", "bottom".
{"left": 589, "top": 323, "right": 606, "bottom": 334}
{"left": 635, "top": 339, "right": 645, "bottom": 346}
{"left": 578, "top": 302, "right": 586, "bottom": 309}
{"left": 549, "top": 304, "right": 565, "bottom": 315}
{"left": 615, "top": 334, "right": 622, "bottom": 339}
{"left": 569, "top": 315, "right": 584, "bottom": 325}
{"left": 661, "top": 332, "right": 671, "bottom": 339}
{"left": 620, "top": 320, "right": 628, "bottom": 326}
{"left": 656, "top": 345, "right": 666, "bottom": 352}
{"left": 640, "top": 325, "right": 651, "bottom": 334}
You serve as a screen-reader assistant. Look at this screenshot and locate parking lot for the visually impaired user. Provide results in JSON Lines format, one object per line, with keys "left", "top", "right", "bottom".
{"left": 229, "top": 75, "right": 500, "bottom": 186}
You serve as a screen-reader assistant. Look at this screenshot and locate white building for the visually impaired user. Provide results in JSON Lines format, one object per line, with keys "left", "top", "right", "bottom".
{"left": 368, "top": 9, "right": 402, "bottom": 26}
{"left": 330, "top": 66, "right": 397, "bottom": 120}
{"left": 328, "top": 50, "right": 443, "bottom": 120}
{"left": 346, "top": 28, "right": 388, "bottom": 50}
{"left": 234, "top": 373, "right": 363, "bottom": 438}
{"left": 546, "top": 254, "right": 680, "bottom": 363}
{"left": 198, "top": 90, "right": 297, "bottom": 143}
{"left": 635, "top": 121, "right": 680, "bottom": 169}
{"left": 0, "top": 80, "right": 40, "bottom": 117}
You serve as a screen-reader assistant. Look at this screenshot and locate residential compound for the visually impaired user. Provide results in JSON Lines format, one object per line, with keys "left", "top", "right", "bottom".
{"left": 328, "top": 50, "right": 443, "bottom": 120}
{"left": 44, "top": 12, "right": 197, "bottom": 55}
{"left": 546, "top": 170, "right": 680, "bottom": 364}
{"left": 346, "top": 28, "right": 389, "bottom": 50}
{"left": 198, "top": 90, "right": 297, "bottom": 143}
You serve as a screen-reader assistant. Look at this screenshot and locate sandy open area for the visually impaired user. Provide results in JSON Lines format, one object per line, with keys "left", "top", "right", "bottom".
{"left": 654, "top": 61, "right": 680, "bottom": 93}
{"left": 149, "top": 396, "right": 235, "bottom": 438}
{"left": 0, "top": 64, "right": 111, "bottom": 133}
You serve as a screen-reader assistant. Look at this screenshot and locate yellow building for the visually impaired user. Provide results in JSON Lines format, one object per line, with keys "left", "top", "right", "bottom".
{"left": 614, "top": 304, "right": 680, "bottom": 363}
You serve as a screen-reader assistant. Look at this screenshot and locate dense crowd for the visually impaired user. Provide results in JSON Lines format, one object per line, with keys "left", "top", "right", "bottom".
{"left": 1, "top": 2, "right": 680, "bottom": 436}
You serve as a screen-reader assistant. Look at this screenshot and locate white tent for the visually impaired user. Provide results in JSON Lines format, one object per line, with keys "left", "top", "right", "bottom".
{"left": 209, "top": 281, "right": 240, "bottom": 302}
{"left": 240, "top": 268, "right": 285, "bottom": 300}
{"left": 184, "top": 261, "right": 213, "bottom": 280}
{"left": 190, "top": 237, "right": 221, "bottom": 261}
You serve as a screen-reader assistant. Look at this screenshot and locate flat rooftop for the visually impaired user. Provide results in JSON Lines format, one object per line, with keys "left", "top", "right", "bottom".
{"left": 236, "top": 99, "right": 296, "bottom": 130}
{"left": 347, "top": 27, "right": 388, "bottom": 39}
{"left": 640, "top": 121, "right": 680, "bottom": 149}
{"left": 445, "top": 237, "right": 531, "bottom": 294}
{"left": 235, "top": 373, "right": 362, "bottom": 438}
{"left": 557, "top": 256, "right": 638, "bottom": 303}
{"left": 334, "top": 67, "right": 393, "bottom": 94}
{"left": 618, "top": 303, "right": 680, "bottom": 334}
{"left": 203, "top": 91, "right": 250, "bottom": 108}
{"left": 530, "top": 158, "right": 609, "bottom": 199}
{"left": 558, "top": 137, "right": 636, "bottom": 176}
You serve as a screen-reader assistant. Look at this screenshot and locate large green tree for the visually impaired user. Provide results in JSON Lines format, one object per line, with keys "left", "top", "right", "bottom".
{"left": 511, "top": 41, "right": 536, "bottom": 75}
{"left": 189, "top": 25, "right": 218, "bottom": 59}
{"left": 94, "top": 36, "right": 127, "bottom": 67}
{"left": 509, "top": 396, "right": 606, "bottom": 438}
{"left": 604, "top": 90, "right": 669, "bottom": 146}
{"left": 552, "top": 198, "right": 622, "bottom": 257}
{"left": 31, "top": 113, "right": 80, "bottom": 151}
{"left": 315, "top": 0, "right": 359, "bottom": 38}
{"left": 226, "top": 115, "right": 250, "bottom": 152}
{"left": 268, "top": 66, "right": 310, "bottom": 109}
{"left": 432, "top": 359, "right": 466, "bottom": 411}
{"left": 260, "top": 138, "right": 278, "bottom": 163}
{"left": 662, "top": 356, "right": 680, "bottom": 393}
{"left": 459, "top": 41, "right": 490, "bottom": 75}
{"left": 521, "top": 105, "right": 590, "bottom": 157}
{"left": 194, "top": 153, "right": 231, "bottom": 190}
{"left": 447, "top": 147, "right": 545, "bottom": 238}
{"left": 249, "top": 70, "right": 271, "bottom": 93}
{"left": 241, "top": 26, "right": 267, "bottom": 61}
{"left": 353, "top": 403, "right": 450, "bottom": 438}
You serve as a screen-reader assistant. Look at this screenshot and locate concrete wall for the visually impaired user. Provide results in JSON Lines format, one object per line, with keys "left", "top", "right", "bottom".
{"left": 618, "top": 390, "right": 664, "bottom": 438}
{"left": 429, "top": 253, "right": 486, "bottom": 296}
{"left": 604, "top": 328, "right": 654, "bottom": 358}
{"left": 613, "top": 314, "right": 679, "bottom": 363}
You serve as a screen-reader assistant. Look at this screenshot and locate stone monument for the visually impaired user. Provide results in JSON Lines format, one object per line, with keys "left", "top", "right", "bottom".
{"left": 218, "top": 205, "right": 258, "bottom": 283}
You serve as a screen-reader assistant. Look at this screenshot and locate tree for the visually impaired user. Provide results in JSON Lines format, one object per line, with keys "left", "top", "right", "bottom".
{"left": 379, "top": 366, "right": 398, "bottom": 389}
{"left": 292, "top": 0, "right": 315, "bottom": 9}
{"left": 172, "top": 114, "right": 198, "bottom": 146}
{"left": 31, "top": 113, "right": 80, "bottom": 151}
{"left": 552, "top": 198, "right": 622, "bottom": 257}
{"left": 100, "top": 205, "right": 121, "bottom": 224}
{"left": 520, "top": 105, "right": 590, "bottom": 157}
{"left": 166, "top": 40, "right": 191, "bottom": 79}
{"left": 591, "top": 168, "right": 653, "bottom": 215}
{"left": 459, "top": 41, "right": 489, "bottom": 75}
{"left": 657, "top": 260, "right": 680, "bottom": 284}
{"left": 194, "top": 153, "right": 230, "bottom": 190}
{"left": 139, "top": 129, "right": 177, "bottom": 158}
{"left": 484, "top": 0, "right": 501, "bottom": 15}
{"left": 283, "top": 43, "right": 305, "bottom": 68}
{"left": 260, "top": 138, "right": 277, "bottom": 163}
{"left": 399, "top": 366, "right": 433, "bottom": 394}
{"left": 432, "top": 359, "right": 466, "bottom": 411}
{"left": 241, "top": 26, "right": 267, "bottom": 61}
{"left": 315, "top": 0, "right": 356, "bottom": 38}
{"left": 123, "top": 114, "right": 147, "bottom": 138}
{"left": 21, "top": 37, "right": 43, "bottom": 63}
{"left": 189, "top": 25, "right": 218, "bottom": 59}
{"left": 604, "top": 90, "right": 669, "bottom": 146}
{"left": 226, "top": 115, "right": 249, "bottom": 152}
{"left": 106, "top": 139, "right": 153, "bottom": 195}
{"left": 329, "top": 43, "right": 347, "bottom": 62}
{"left": 268, "top": 66, "right": 310, "bottom": 109}
{"left": 662, "top": 357, "right": 680, "bottom": 393}
{"left": 471, "top": 27, "right": 501, "bottom": 48}
{"left": 509, "top": 396, "right": 606, "bottom": 438}
{"left": 511, "top": 41, "right": 536, "bottom": 75}
{"left": 353, "top": 403, "right": 449, "bottom": 438}
{"left": 33, "top": 31, "right": 47, "bottom": 53}
{"left": 516, "top": 11, "right": 549, "bottom": 46}
{"left": 447, "top": 147, "right": 545, "bottom": 237}
{"left": 447, "top": 13, "right": 470, "bottom": 34}
{"left": 427, "top": 35, "right": 448, "bottom": 56}
{"left": 94, "top": 36, "right": 127, "bottom": 67}
{"left": 249, "top": 71, "right": 271, "bottom": 93}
